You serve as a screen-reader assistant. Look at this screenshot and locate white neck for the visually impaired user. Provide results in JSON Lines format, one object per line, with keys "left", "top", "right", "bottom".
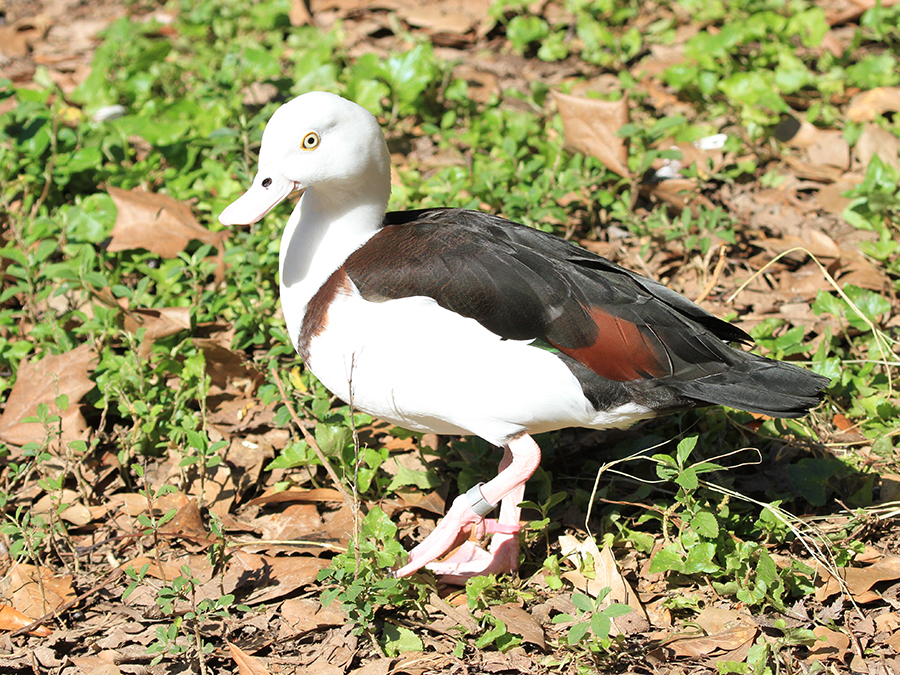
{"left": 279, "top": 183, "right": 389, "bottom": 349}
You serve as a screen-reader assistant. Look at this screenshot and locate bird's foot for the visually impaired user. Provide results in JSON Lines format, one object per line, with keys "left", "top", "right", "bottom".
{"left": 425, "top": 520, "right": 520, "bottom": 585}
{"left": 393, "top": 493, "right": 487, "bottom": 578}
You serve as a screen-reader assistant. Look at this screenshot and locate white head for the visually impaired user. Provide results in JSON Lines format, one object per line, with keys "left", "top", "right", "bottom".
{"left": 219, "top": 92, "right": 391, "bottom": 226}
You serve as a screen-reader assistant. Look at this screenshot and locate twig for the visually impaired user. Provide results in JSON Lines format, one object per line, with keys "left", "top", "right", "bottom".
{"left": 269, "top": 365, "right": 356, "bottom": 514}
{"left": 694, "top": 244, "right": 727, "bottom": 303}
{"left": 10, "top": 567, "right": 124, "bottom": 637}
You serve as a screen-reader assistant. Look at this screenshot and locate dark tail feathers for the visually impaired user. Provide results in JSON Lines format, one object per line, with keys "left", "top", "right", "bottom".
{"left": 671, "top": 353, "right": 830, "bottom": 418}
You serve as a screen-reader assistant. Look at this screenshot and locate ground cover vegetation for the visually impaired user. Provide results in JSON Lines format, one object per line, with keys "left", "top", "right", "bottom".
{"left": 0, "top": 0, "right": 899, "bottom": 672}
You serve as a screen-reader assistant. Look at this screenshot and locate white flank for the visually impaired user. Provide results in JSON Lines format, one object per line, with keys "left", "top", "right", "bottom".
{"left": 306, "top": 286, "right": 654, "bottom": 447}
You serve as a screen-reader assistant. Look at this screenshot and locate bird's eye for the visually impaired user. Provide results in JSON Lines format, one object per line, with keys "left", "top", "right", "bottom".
{"left": 301, "top": 132, "right": 320, "bottom": 150}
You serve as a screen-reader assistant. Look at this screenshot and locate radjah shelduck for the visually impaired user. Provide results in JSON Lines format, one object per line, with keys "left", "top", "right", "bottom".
{"left": 220, "top": 91, "right": 829, "bottom": 583}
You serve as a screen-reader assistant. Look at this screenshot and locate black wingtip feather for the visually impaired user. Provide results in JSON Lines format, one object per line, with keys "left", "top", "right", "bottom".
{"left": 671, "top": 355, "right": 830, "bottom": 418}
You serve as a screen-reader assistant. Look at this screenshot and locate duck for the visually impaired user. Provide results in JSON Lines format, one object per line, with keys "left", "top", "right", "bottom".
{"left": 219, "top": 91, "right": 829, "bottom": 583}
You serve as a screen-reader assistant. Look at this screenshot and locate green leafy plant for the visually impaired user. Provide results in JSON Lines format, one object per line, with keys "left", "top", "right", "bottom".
{"left": 552, "top": 589, "right": 631, "bottom": 649}
{"left": 318, "top": 507, "right": 426, "bottom": 654}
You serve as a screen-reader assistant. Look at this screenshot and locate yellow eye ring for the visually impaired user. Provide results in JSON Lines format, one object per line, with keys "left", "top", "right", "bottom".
{"left": 301, "top": 132, "right": 320, "bottom": 150}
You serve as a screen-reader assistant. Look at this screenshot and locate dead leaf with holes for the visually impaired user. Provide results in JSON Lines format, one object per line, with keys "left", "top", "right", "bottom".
{"left": 107, "top": 186, "right": 226, "bottom": 258}
{"left": 0, "top": 343, "right": 96, "bottom": 448}
{"left": 554, "top": 91, "right": 630, "bottom": 177}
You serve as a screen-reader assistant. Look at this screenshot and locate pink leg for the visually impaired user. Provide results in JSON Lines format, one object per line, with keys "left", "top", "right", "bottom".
{"left": 394, "top": 434, "right": 541, "bottom": 580}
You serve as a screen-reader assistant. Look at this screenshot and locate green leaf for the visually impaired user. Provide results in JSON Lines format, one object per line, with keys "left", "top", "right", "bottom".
{"left": 386, "top": 463, "right": 442, "bottom": 491}
{"left": 690, "top": 510, "right": 720, "bottom": 539}
{"left": 787, "top": 458, "right": 843, "bottom": 506}
{"left": 571, "top": 592, "right": 593, "bottom": 613}
{"left": 590, "top": 611, "right": 611, "bottom": 639}
{"left": 381, "top": 624, "right": 423, "bottom": 657}
{"left": 675, "top": 467, "right": 699, "bottom": 491}
{"left": 676, "top": 435, "right": 698, "bottom": 466}
{"left": 568, "top": 620, "right": 591, "bottom": 645}
{"left": 684, "top": 542, "right": 720, "bottom": 574}
{"left": 649, "top": 543, "right": 685, "bottom": 574}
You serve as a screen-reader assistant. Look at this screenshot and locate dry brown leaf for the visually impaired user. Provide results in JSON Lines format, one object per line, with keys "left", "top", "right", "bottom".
{"left": 554, "top": 91, "right": 630, "bottom": 177}
{"left": 348, "top": 658, "right": 394, "bottom": 675}
{"left": 0, "top": 603, "right": 52, "bottom": 636}
{"left": 832, "top": 413, "right": 854, "bottom": 431}
{"left": 782, "top": 155, "right": 845, "bottom": 182}
{"left": 402, "top": 6, "right": 475, "bottom": 36}
{"left": 488, "top": 602, "right": 546, "bottom": 649}
{"left": 835, "top": 251, "right": 887, "bottom": 291}
{"left": 158, "top": 497, "right": 217, "bottom": 546}
{"left": 223, "top": 550, "right": 328, "bottom": 605}
{"left": 312, "top": 0, "right": 401, "bottom": 12}
{"left": 887, "top": 630, "right": 900, "bottom": 652}
{"left": 0, "top": 343, "right": 96, "bottom": 447}
{"left": 108, "top": 492, "right": 149, "bottom": 517}
{"left": 806, "top": 130, "right": 850, "bottom": 170}
{"left": 33, "top": 489, "right": 92, "bottom": 526}
{"left": 249, "top": 487, "right": 345, "bottom": 506}
{"left": 816, "top": 179, "right": 860, "bottom": 215}
{"left": 194, "top": 338, "right": 262, "bottom": 390}
{"left": 288, "top": 0, "right": 313, "bottom": 25}
{"left": 107, "top": 186, "right": 225, "bottom": 258}
{"left": 806, "top": 625, "right": 851, "bottom": 662}
{"left": 875, "top": 612, "right": 900, "bottom": 633}
{"left": 825, "top": 0, "right": 900, "bottom": 25}
{"left": 69, "top": 656, "right": 123, "bottom": 675}
{"left": 594, "top": 544, "right": 650, "bottom": 635}
{"left": 753, "top": 230, "right": 842, "bottom": 260}
{"left": 816, "top": 556, "right": 900, "bottom": 603}
{"left": 559, "top": 536, "right": 649, "bottom": 635}
{"left": 257, "top": 503, "right": 325, "bottom": 541}
{"left": 847, "top": 86, "right": 900, "bottom": 122}
{"left": 695, "top": 606, "right": 755, "bottom": 634}
{"left": 279, "top": 597, "right": 347, "bottom": 639}
{"left": 645, "top": 178, "right": 716, "bottom": 214}
{"left": 854, "top": 124, "right": 900, "bottom": 171}
{"left": 0, "top": 563, "right": 75, "bottom": 619}
{"left": 0, "top": 15, "right": 51, "bottom": 57}
{"left": 666, "top": 625, "right": 757, "bottom": 659}
{"left": 123, "top": 307, "right": 191, "bottom": 341}
{"left": 228, "top": 640, "right": 272, "bottom": 675}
